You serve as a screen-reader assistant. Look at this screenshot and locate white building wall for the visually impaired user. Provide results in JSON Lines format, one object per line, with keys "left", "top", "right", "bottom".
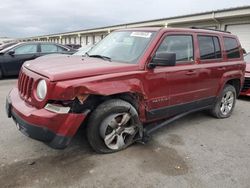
{"left": 66, "top": 37, "right": 70, "bottom": 44}
{"left": 82, "top": 36, "right": 87, "bottom": 46}
{"left": 70, "top": 37, "right": 75, "bottom": 44}
{"left": 86, "top": 35, "right": 90, "bottom": 45}
{"left": 94, "top": 35, "right": 102, "bottom": 44}
{"left": 62, "top": 38, "right": 66, "bottom": 44}
{"left": 22, "top": 7, "right": 250, "bottom": 48}
{"left": 76, "top": 36, "right": 80, "bottom": 44}
{"left": 90, "top": 35, "right": 95, "bottom": 45}
{"left": 226, "top": 23, "right": 250, "bottom": 53}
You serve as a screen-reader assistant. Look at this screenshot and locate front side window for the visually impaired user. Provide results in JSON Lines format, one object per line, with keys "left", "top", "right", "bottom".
{"left": 156, "top": 35, "right": 194, "bottom": 62}
{"left": 87, "top": 31, "right": 155, "bottom": 63}
{"left": 14, "top": 44, "right": 37, "bottom": 55}
{"left": 223, "top": 37, "right": 240, "bottom": 59}
{"left": 198, "top": 36, "right": 222, "bottom": 60}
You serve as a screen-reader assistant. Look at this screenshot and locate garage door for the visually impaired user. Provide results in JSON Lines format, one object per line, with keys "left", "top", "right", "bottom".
{"left": 226, "top": 24, "right": 250, "bottom": 53}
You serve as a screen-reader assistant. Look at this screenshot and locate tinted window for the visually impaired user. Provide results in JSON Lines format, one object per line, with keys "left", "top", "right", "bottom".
{"left": 213, "top": 37, "right": 222, "bottom": 59}
{"left": 156, "top": 35, "right": 194, "bottom": 62}
{"left": 41, "top": 44, "right": 58, "bottom": 53}
{"left": 14, "top": 44, "right": 37, "bottom": 55}
{"left": 223, "top": 37, "right": 240, "bottom": 59}
{"left": 198, "top": 36, "right": 222, "bottom": 60}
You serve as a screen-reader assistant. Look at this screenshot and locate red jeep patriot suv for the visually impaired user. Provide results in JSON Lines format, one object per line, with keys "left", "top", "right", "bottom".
{"left": 6, "top": 28, "right": 245, "bottom": 153}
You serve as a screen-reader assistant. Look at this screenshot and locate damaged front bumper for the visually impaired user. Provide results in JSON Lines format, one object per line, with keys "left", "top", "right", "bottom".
{"left": 6, "top": 88, "right": 87, "bottom": 149}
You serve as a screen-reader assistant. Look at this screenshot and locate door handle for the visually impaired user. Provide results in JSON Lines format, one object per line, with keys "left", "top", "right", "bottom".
{"left": 185, "top": 70, "right": 196, "bottom": 75}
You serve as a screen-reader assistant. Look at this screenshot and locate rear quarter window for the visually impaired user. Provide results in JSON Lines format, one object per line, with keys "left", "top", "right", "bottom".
{"left": 223, "top": 37, "right": 240, "bottom": 59}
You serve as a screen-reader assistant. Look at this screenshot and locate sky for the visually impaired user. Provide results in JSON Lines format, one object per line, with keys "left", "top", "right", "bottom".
{"left": 0, "top": 0, "right": 249, "bottom": 38}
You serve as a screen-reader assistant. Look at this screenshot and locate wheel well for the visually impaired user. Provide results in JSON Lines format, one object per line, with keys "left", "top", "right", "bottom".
{"left": 225, "top": 79, "right": 241, "bottom": 96}
{"left": 73, "top": 92, "right": 140, "bottom": 113}
{"left": 110, "top": 93, "right": 140, "bottom": 110}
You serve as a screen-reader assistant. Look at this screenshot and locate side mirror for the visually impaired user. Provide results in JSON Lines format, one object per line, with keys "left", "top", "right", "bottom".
{"left": 242, "top": 48, "right": 246, "bottom": 54}
{"left": 148, "top": 52, "right": 176, "bottom": 68}
{"left": 8, "top": 50, "right": 15, "bottom": 56}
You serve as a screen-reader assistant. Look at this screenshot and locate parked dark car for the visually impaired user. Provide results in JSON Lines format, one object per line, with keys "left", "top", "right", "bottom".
{"left": 0, "top": 42, "right": 77, "bottom": 78}
{"left": 240, "top": 53, "right": 250, "bottom": 96}
{"left": 0, "top": 42, "right": 18, "bottom": 51}
{"left": 36, "top": 44, "right": 94, "bottom": 60}
{"left": 65, "top": 44, "right": 82, "bottom": 49}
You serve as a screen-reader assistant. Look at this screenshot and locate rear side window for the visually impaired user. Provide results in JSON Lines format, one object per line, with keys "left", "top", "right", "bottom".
{"left": 198, "top": 36, "right": 222, "bottom": 60}
{"left": 223, "top": 37, "right": 240, "bottom": 59}
{"left": 57, "top": 46, "right": 68, "bottom": 52}
{"left": 156, "top": 35, "right": 194, "bottom": 62}
{"left": 41, "top": 44, "right": 58, "bottom": 53}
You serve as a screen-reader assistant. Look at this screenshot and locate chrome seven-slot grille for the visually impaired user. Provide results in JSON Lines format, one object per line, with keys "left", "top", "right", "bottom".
{"left": 242, "top": 77, "right": 250, "bottom": 92}
{"left": 18, "top": 71, "right": 34, "bottom": 100}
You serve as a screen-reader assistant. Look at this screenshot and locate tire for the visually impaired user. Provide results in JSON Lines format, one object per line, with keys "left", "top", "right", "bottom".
{"left": 87, "top": 99, "right": 141, "bottom": 154}
{"left": 211, "top": 84, "right": 236, "bottom": 118}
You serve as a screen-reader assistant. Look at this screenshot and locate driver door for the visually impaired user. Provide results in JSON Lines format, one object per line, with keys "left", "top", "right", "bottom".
{"left": 145, "top": 33, "right": 199, "bottom": 120}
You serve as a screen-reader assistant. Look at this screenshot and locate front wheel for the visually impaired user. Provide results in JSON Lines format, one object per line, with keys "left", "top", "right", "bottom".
{"left": 87, "top": 99, "right": 142, "bottom": 153}
{"left": 211, "top": 84, "right": 236, "bottom": 118}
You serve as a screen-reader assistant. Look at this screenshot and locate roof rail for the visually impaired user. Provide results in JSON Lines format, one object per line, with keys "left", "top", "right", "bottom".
{"left": 190, "top": 27, "right": 231, "bottom": 34}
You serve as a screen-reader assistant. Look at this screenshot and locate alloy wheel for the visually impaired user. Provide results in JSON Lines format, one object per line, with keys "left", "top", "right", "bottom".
{"left": 220, "top": 91, "right": 234, "bottom": 115}
{"left": 100, "top": 113, "right": 137, "bottom": 150}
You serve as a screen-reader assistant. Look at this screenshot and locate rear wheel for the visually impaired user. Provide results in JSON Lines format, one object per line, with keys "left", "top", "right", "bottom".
{"left": 87, "top": 99, "right": 141, "bottom": 153}
{"left": 211, "top": 84, "right": 236, "bottom": 118}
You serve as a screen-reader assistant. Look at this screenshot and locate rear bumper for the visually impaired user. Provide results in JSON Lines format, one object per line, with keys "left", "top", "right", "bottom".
{"left": 6, "top": 88, "right": 86, "bottom": 149}
{"left": 240, "top": 89, "right": 250, "bottom": 96}
{"left": 240, "top": 76, "right": 250, "bottom": 96}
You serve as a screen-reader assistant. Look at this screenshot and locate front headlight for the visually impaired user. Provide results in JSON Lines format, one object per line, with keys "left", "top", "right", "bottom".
{"left": 36, "top": 80, "right": 47, "bottom": 100}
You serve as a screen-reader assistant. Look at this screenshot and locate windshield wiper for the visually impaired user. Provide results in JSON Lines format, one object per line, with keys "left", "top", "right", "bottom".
{"left": 87, "top": 54, "right": 112, "bottom": 61}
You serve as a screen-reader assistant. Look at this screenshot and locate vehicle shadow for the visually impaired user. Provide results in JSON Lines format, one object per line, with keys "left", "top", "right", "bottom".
{"left": 66, "top": 125, "right": 94, "bottom": 154}
{"left": 68, "top": 110, "right": 211, "bottom": 154}
{"left": 1, "top": 75, "right": 18, "bottom": 80}
{"left": 238, "top": 96, "right": 250, "bottom": 102}
{"left": 147, "top": 111, "right": 212, "bottom": 137}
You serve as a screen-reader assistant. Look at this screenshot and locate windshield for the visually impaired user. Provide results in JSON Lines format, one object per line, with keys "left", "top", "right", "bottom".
{"left": 0, "top": 43, "right": 21, "bottom": 53}
{"left": 0, "top": 42, "right": 18, "bottom": 50}
{"left": 245, "top": 53, "right": 250, "bottom": 62}
{"left": 74, "top": 45, "right": 93, "bottom": 56}
{"left": 87, "top": 31, "right": 155, "bottom": 63}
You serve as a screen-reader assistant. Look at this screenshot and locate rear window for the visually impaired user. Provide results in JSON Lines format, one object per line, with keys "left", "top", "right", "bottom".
{"left": 198, "top": 36, "right": 222, "bottom": 60}
{"left": 223, "top": 37, "right": 240, "bottom": 59}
